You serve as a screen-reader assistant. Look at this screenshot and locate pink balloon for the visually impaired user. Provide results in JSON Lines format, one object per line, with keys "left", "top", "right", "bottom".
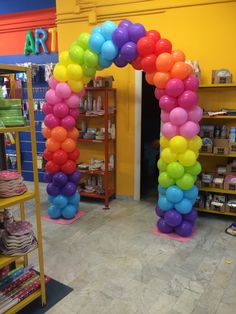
{"left": 165, "top": 79, "right": 184, "bottom": 98}
{"left": 53, "top": 102, "right": 69, "bottom": 118}
{"left": 44, "top": 114, "right": 60, "bottom": 129}
{"left": 161, "top": 110, "right": 170, "bottom": 122}
{"left": 77, "top": 89, "right": 86, "bottom": 97}
{"left": 45, "top": 89, "right": 62, "bottom": 105}
{"left": 178, "top": 90, "right": 198, "bottom": 109}
{"left": 69, "top": 108, "right": 80, "bottom": 119}
{"left": 61, "top": 115, "right": 76, "bottom": 130}
{"left": 42, "top": 102, "right": 53, "bottom": 115}
{"left": 169, "top": 107, "right": 188, "bottom": 126}
{"left": 159, "top": 95, "right": 177, "bottom": 112}
{"left": 162, "top": 122, "right": 179, "bottom": 139}
{"left": 65, "top": 94, "right": 80, "bottom": 108}
{"left": 55, "top": 82, "right": 72, "bottom": 99}
{"left": 188, "top": 105, "right": 203, "bottom": 122}
{"left": 179, "top": 121, "right": 200, "bottom": 138}
{"left": 184, "top": 75, "right": 199, "bottom": 92}
{"left": 48, "top": 75, "right": 58, "bottom": 89}
{"left": 154, "top": 88, "right": 165, "bottom": 100}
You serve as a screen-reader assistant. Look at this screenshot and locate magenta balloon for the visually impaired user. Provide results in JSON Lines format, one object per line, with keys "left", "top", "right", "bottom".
{"left": 53, "top": 102, "right": 69, "bottom": 118}
{"left": 45, "top": 89, "right": 62, "bottom": 105}
{"left": 179, "top": 121, "right": 200, "bottom": 138}
{"left": 175, "top": 220, "right": 193, "bottom": 237}
{"left": 169, "top": 107, "right": 188, "bottom": 126}
{"left": 112, "top": 27, "right": 129, "bottom": 48}
{"left": 65, "top": 94, "right": 80, "bottom": 108}
{"left": 159, "top": 95, "right": 177, "bottom": 112}
{"left": 61, "top": 115, "right": 76, "bottom": 130}
{"left": 77, "top": 89, "right": 86, "bottom": 97}
{"left": 161, "top": 110, "right": 170, "bottom": 122}
{"left": 184, "top": 75, "right": 199, "bottom": 92}
{"left": 42, "top": 102, "right": 53, "bottom": 115}
{"left": 55, "top": 82, "right": 72, "bottom": 99}
{"left": 154, "top": 88, "right": 165, "bottom": 100}
{"left": 44, "top": 113, "right": 60, "bottom": 129}
{"left": 188, "top": 105, "right": 203, "bottom": 122}
{"left": 157, "top": 218, "right": 174, "bottom": 233}
{"left": 48, "top": 75, "right": 58, "bottom": 89}
{"left": 165, "top": 79, "right": 184, "bottom": 98}
{"left": 178, "top": 90, "right": 198, "bottom": 109}
{"left": 162, "top": 122, "right": 179, "bottom": 139}
{"left": 69, "top": 108, "right": 80, "bottom": 119}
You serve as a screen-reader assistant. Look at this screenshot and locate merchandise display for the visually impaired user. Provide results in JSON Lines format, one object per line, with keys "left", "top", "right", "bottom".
{"left": 0, "top": 171, "right": 27, "bottom": 198}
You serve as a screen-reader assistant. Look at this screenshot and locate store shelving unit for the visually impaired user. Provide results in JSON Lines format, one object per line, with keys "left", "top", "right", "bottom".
{"left": 0, "top": 64, "right": 46, "bottom": 312}
{"left": 78, "top": 87, "right": 116, "bottom": 209}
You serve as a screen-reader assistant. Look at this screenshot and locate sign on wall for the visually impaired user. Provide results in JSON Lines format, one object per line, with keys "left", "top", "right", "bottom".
{"left": 24, "top": 28, "right": 57, "bottom": 55}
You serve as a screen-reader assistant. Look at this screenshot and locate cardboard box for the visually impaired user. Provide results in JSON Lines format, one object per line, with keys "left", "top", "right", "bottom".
{"left": 226, "top": 160, "right": 236, "bottom": 172}
{"left": 213, "top": 147, "right": 229, "bottom": 154}
{"left": 93, "top": 76, "right": 114, "bottom": 88}
{"left": 224, "top": 182, "right": 236, "bottom": 191}
{"left": 210, "top": 201, "right": 225, "bottom": 212}
{"left": 200, "top": 126, "right": 214, "bottom": 138}
{"left": 213, "top": 138, "right": 229, "bottom": 155}
{"left": 200, "top": 145, "right": 213, "bottom": 153}
{"left": 229, "top": 143, "right": 236, "bottom": 154}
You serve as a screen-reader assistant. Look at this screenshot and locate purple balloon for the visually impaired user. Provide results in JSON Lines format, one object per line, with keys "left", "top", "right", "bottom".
{"left": 112, "top": 27, "right": 129, "bottom": 48}
{"left": 175, "top": 220, "right": 193, "bottom": 237}
{"left": 114, "top": 53, "right": 129, "bottom": 67}
{"left": 164, "top": 210, "right": 182, "bottom": 227}
{"left": 61, "top": 182, "right": 77, "bottom": 196}
{"left": 53, "top": 172, "right": 68, "bottom": 187}
{"left": 155, "top": 205, "right": 165, "bottom": 218}
{"left": 184, "top": 75, "right": 199, "bottom": 92}
{"left": 47, "top": 183, "right": 60, "bottom": 196}
{"left": 69, "top": 170, "right": 81, "bottom": 185}
{"left": 183, "top": 208, "right": 198, "bottom": 224}
{"left": 128, "top": 23, "right": 146, "bottom": 43}
{"left": 157, "top": 218, "right": 174, "bottom": 234}
{"left": 120, "top": 42, "right": 137, "bottom": 62}
{"left": 165, "top": 79, "right": 185, "bottom": 98}
{"left": 44, "top": 172, "right": 53, "bottom": 183}
{"left": 119, "top": 19, "right": 132, "bottom": 29}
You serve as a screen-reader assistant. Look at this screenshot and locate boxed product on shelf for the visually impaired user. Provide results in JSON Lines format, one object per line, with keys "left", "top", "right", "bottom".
{"left": 92, "top": 76, "right": 114, "bottom": 88}
{"left": 200, "top": 125, "right": 215, "bottom": 138}
{"left": 226, "top": 196, "right": 236, "bottom": 213}
{"left": 200, "top": 138, "right": 213, "bottom": 153}
{"left": 226, "top": 159, "right": 236, "bottom": 172}
{"left": 229, "top": 143, "right": 236, "bottom": 154}
{"left": 224, "top": 173, "right": 236, "bottom": 190}
{"left": 210, "top": 194, "right": 226, "bottom": 212}
{"left": 211, "top": 69, "right": 232, "bottom": 84}
{"left": 212, "top": 176, "right": 224, "bottom": 189}
{"left": 213, "top": 138, "right": 229, "bottom": 154}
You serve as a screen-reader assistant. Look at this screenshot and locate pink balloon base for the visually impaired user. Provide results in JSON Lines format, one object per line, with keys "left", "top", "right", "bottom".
{"left": 151, "top": 225, "right": 197, "bottom": 242}
{"left": 42, "top": 210, "right": 86, "bottom": 225}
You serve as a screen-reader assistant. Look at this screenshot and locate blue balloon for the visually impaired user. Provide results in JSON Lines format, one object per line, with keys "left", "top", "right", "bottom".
{"left": 52, "top": 194, "right": 68, "bottom": 209}
{"left": 92, "top": 26, "right": 102, "bottom": 34}
{"left": 48, "top": 205, "right": 61, "bottom": 219}
{"left": 175, "top": 198, "right": 192, "bottom": 214}
{"left": 88, "top": 33, "right": 105, "bottom": 53}
{"left": 98, "top": 54, "right": 112, "bottom": 68}
{"left": 101, "top": 21, "right": 117, "bottom": 40}
{"left": 158, "top": 196, "right": 173, "bottom": 212}
{"left": 158, "top": 185, "right": 167, "bottom": 195}
{"left": 62, "top": 204, "right": 77, "bottom": 219}
{"left": 184, "top": 185, "right": 198, "bottom": 200}
{"left": 68, "top": 192, "right": 80, "bottom": 206}
{"left": 48, "top": 195, "right": 54, "bottom": 203}
{"left": 166, "top": 185, "right": 184, "bottom": 203}
{"left": 101, "top": 40, "right": 118, "bottom": 60}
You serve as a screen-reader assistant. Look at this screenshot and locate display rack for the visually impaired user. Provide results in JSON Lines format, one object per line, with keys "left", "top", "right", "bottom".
{"left": 0, "top": 64, "right": 46, "bottom": 312}
{"left": 78, "top": 87, "right": 116, "bottom": 209}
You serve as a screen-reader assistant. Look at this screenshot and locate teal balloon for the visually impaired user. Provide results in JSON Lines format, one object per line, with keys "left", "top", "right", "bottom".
{"left": 101, "top": 40, "right": 118, "bottom": 60}
{"left": 48, "top": 205, "right": 61, "bottom": 219}
{"left": 158, "top": 196, "right": 173, "bottom": 212}
{"left": 89, "top": 33, "right": 105, "bottom": 53}
{"left": 101, "top": 21, "right": 117, "bottom": 40}
{"left": 158, "top": 185, "right": 167, "bottom": 195}
{"left": 68, "top": 192, "right": 80, "bottom": 206}
{"left": 184, "top": 185, "right": 198, "bottom": 200}
{"left": 92, "top": 26, "right": 102, "bottom": 34}
{"left": 62, "top": 204, "right": 77, "bottom": 219}
{"left": 166, "top": 186, "right": 184, "bottom": 203}
{"left": 52, "top": 194, "right": 68, "bottom": 209}
{"left": 175, "top": 198, "right": 192, "bottom": 214}
{"left": 98, "top": 54, "right": 112, "bottom": 68}
{"left": 48, "top": 195, "right": 54, "bottom": 203}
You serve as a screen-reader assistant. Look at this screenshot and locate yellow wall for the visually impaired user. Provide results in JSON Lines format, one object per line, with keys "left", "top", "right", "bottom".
{"left": 56, "top": 0, "right": 236, "bottom": 196}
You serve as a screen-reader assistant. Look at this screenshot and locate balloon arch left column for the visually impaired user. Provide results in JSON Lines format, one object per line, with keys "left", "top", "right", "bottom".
{"left": 42, "top": 20, "right": 202, "bottom": 236}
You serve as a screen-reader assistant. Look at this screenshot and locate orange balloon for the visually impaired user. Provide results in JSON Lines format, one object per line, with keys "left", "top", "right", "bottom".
{"left": 46, "top": 138, "right": 61, "bottom": 152}
{"left": 145, "top": 72, "right": 155, "bottom": 85}
{"left": 67, "top": 128, "right": 79, "bottom": 140}
{"left": 61, "top": 138, "right": 76, "bottom": 153}
{"left": 170, "top": 61, "right": 193, "bottom": 80}
{"left": 153, "top": 72, "right": 170, "bottom": 89}
{"left": 42, "top": 127, "right": 51, "bottom": 139}
{"left": 51, "top": 126, "right": 68, "bottom": 142}
{"left": 171, "top": 50, "right": 185, "bottom": 62}
{"left": 156, "top": 53, "right": 174, "bottom": 72}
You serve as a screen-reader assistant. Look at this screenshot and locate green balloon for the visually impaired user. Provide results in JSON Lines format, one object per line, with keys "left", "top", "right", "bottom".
{"left": 185, "top": 161, "right": 202, "bottom": 176}
{"left": 84, "top": 49, "right": 98, "bottom": 68}
{"left": 157, "top": 159, "right": 167, "bottom": 172}
{"left": 158, "top": 172, "right": 175, "bottom": 188}
{"left": 77, "top": 33, "right": 90, "bottom": 50}
{"left": 167, "top": 162, "right": 184, "bottom": 179}
{"left": 82, "top": 65, "right": 96, "bottom": 78}
{"left": 176, "top": 173, "right": 194, "bottom": 190}
{"left": 69, "top": 43, "right": 84, "bottom": 65}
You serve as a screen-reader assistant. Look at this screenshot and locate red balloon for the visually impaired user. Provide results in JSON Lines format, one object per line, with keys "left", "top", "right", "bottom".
{"left": 68, "top": 148, "right": 80, "bottom": 161}
{"left": 45, "top": 161, "right": 60, "bottom": 174}
{"left": 137, "top": 36, "right": 155, "bottom": 57}
{"left": 61, "top": 160, "right": 76, "bottom": 174}
{"left": 141, "top": 54, "right": 157, "bottom": 73}
{"left": 155, "top": 39, "right": 172, "bottom": 55}
{"left": 146, "top": 30, "right": 161, "bottom": 42}
{"left": 131, "top": 56, "right": 142, "bottom": 70}
{"left": 52, "top": 149, "right": 68, "bottom": 165}
{"left": 43, "top": 149, "right": 53, "bottom": 161}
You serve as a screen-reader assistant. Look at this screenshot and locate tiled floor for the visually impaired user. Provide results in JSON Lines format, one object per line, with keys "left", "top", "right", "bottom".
{"left": 20, "top": 183, "right": 236, "bottom": 313}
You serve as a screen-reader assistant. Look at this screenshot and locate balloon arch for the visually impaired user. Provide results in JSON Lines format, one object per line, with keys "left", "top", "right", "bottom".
{"left": 42, "top": 20, "right": 202, "bottom": 237}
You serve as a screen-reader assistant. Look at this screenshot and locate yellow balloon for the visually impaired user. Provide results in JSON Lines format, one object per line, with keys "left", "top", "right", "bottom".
{"left": 67, "top": 64, "right": 83, "bottom": 81}
{"left": 68, "top": 80, "right": 84, "bottom": 93}
{"left": 188, "top": 136, "right": 202, "bottom": 151}
{"left": 178, "top": 149, "right": 197, "bottom": 167}
{"left": 161, "top": 148, "right": 177, "bottom": 164}
{"left": 82, "top": 76, "right": 92, "bottom": 84}
{"left": 53, "top": 64, "right": 68, "bottom": 82}
{"left": 160, "top": 136, "right": 169, "bottom": 149}
{"left": 169, "top": 136, "right": 187, "bottom": 154}
{"left": 59, "top": 51, "right": 72, "bottom": 66}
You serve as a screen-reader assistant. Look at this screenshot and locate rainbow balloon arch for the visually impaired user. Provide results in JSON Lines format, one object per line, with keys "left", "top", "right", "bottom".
{"left": 42, "top": 20, "right": 202, "bottom": 236}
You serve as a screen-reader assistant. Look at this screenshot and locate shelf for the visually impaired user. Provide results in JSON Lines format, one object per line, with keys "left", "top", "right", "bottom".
{"left": 79, "top": 169, "right": 114, "bottom": 175}
{"left": 0, "top": 64, "right": 28, "bottom": 74}
{"left": 79, "top": 112, "right": 115, "bottom": 118}
{"left": 80, "top": 190, "right": 115, "bottom": 199}
{"left": 5, "top": 289, "right": 41, "bottom": 314}
{"left": 199, "top": 186, "right": 236, "bottom": 195}
{"left": 0, "top": 254, "right": 23, "bottom": 268}
{"left": 196, "top": 207, "right": 236, "bottom": 216}
{"left": 199, "top": 83, "right": 236, "bottom": 88}
{"left": 78, "top": 138, "right": 114, "bottom": 143}
{"left": 0, "top": 126, "right": 30, "bottom": 133}
{"left": 85, "top": 87, "right": 115, "bottom": 91}
{"left": 0, "top": 190, "right": 35, "bottom": 209}
{"left": 199, "top": 152, "right": 236, "bottom": 157}
{"left": 202, "top": 115, "right": 236, "bottom": 119}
